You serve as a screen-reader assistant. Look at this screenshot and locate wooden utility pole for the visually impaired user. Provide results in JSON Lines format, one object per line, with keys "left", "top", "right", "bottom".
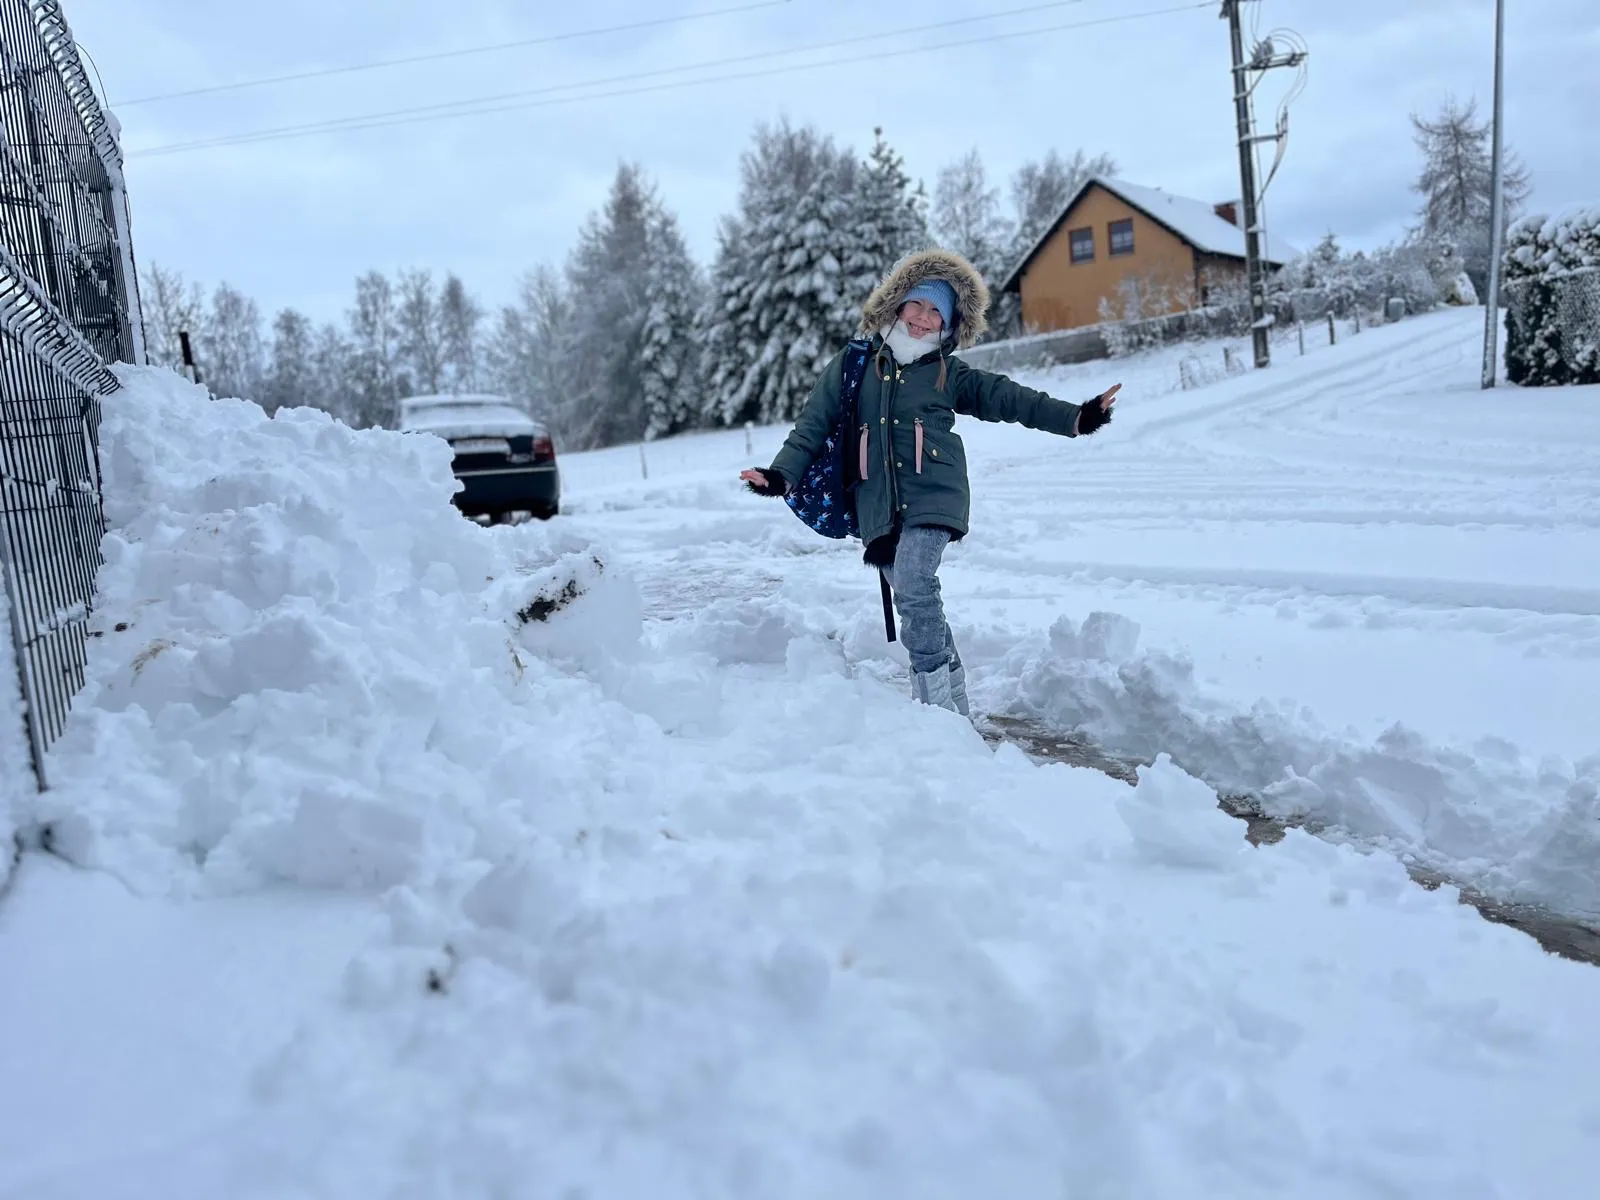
{"left": 1221, "top": 1, "right": 1307, "bottom": 370}
{"left": 1223, "top": 0, "right": 1271, "bottom": 369}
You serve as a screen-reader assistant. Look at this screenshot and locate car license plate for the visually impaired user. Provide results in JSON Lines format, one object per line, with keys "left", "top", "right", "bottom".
{"left": 454, "top": 438, "right": 509, "bottom": 454}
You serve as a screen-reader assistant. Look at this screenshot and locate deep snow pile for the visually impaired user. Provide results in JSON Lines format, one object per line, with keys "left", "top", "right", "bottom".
{"left": 4, "top": 354, "right": 1600, "bottom": 1198}
{"left": 27, "top": 370, "right": 646, "bottom": 899}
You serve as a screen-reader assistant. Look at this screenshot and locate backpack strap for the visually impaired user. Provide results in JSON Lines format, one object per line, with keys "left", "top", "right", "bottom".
{"left": 844, "top": 338, "right": 897, "bottom": 644}
{"left": 839, "top": 337, "right": 873, "bottom": 416}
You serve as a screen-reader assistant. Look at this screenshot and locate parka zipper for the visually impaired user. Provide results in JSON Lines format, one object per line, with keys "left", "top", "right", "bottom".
{"left": 914, "top": 418, "right": 924, "bottom": 474}
{"left": 887, "top": 368, "right": 903, "bottom": 513}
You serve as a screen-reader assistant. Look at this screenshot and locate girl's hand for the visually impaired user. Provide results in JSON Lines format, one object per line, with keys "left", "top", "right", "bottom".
{"left": 1075, "top": 383, "right": 1121, "bottom": 436}
{"left": 741, "top": 468, "right": 788, "bottom": 497}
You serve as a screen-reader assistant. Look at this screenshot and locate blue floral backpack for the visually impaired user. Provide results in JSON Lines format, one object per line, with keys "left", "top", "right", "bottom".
{"left": 783, "top": 338, "right": 873, "bottom": 539}
{"left": 782, "top": 338, "right": 897, "bottom": 641}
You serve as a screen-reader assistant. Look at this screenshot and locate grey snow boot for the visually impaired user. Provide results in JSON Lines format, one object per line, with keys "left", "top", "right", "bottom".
{"left": 911, "top": 663, "right": 961, "bottom": 714}
{"left": 948, "top": 663, "right": 971, "bottom": 719}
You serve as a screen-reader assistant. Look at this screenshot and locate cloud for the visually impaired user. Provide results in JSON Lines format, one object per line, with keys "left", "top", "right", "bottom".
{"left": 70, "top": 0, "right": 1599, "bottom": 322}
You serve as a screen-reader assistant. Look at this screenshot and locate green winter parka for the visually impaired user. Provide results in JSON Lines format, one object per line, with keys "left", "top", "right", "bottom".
{"left": 768, "top": 249, "right": 1085, "bottom": 553}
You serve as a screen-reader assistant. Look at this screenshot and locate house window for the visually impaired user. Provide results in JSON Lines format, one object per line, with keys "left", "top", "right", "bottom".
{"left": 1069, "top": 227, "right": 1095, "bottom": 264}
{"left": 1109, "top": 218, "right": 1135, "bottom": 257}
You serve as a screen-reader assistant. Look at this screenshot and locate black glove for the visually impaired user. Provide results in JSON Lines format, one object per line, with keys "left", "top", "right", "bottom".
{"left": 744, "top": 467, "right": 789, "bottom": 497}
{"left": 1076, "top": 390, "right": 1116, "bottom": 436}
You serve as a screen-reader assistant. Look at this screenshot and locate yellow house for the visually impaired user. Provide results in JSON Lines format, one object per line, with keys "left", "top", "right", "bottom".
{"left": 999, "top": 177, "right": 1297, "bottom": 333}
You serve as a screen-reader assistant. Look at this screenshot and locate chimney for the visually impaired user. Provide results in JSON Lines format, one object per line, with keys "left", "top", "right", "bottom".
{"left": 1214, "top": 200, "right": 1240, "bottom": 227}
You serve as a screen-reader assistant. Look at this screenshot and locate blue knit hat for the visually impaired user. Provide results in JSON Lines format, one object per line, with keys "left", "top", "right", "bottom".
{"left": 901, "top": 279, "right": 958, "bottom": 331}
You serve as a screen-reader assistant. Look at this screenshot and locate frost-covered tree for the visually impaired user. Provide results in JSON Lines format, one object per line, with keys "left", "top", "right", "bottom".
{"left": 391, "top": 269, "right": 485, "bottom": 395}
{"left": 1271, "top": 234, "right": 1336, "bottom": 320}
{"left": 639, "top": 210, "right": 705, "bottom": 440}
{"left": 487, "top": 266, "right": 569, "bottom": 432}
{"left": 139, "top": 264, "right": 208, "bottom": 374}
{"left": 933, "top": 148, "right": 1012, "bottom": 286}
{"left": 1272, "top": 230, "right": 1442, "bottom": 325}
{"left": 700, "top": 120, "right": 862, "bottom": 427}
{"left": 439, "top": 273, "right": 483, "bottom": 391}
{"left": 348, "top": 270, "right": 404, "bottom": 428}
{"left": 1411, "top": 95, "right": 1531, "bottom": 294}
{"left": 263, "top": 307, "right": 315, "bottom": 416}
{"left": 205, "top": 282, "right": 266, "bottom": 401}
{"left": 1307, "top": 232, "right": 1342, "bottom": 281}
{"left": 1367, "top": 241, "right": 1441, "bottom": 315}
{"left": 395, "top": 268, "right": 446, "bottom": 394}
{"left": 311, "top": 322, "right": 361, "bottom": 427}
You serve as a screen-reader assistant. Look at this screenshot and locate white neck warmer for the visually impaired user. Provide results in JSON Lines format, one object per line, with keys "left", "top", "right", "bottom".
{"left": 881, "top": 320, "right": 944, "bottom": 366}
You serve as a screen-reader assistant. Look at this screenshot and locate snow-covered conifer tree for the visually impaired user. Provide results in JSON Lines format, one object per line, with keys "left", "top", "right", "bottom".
{"left": 842, "top": 127, "right": 929, "bottom": 318}
{"left": 699, "top": 120, "right": 859, "bottom": 427}
{"left": 639, "top": 209, "right": 705, "bottom": 440}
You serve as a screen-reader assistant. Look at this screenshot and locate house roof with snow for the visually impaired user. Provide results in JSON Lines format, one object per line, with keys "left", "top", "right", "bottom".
{"left": 1000, "top": 176, "right": 1299, "bottom": 294}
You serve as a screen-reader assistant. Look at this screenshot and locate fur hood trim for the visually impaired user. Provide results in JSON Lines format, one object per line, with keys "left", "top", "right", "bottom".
{"left": 859, "top": 248, "right": 989, "bottom": 350}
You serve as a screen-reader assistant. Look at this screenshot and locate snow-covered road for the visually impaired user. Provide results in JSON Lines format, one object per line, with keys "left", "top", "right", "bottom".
{"left": 563, "top": 308, "right": 1600, "bottom": 921}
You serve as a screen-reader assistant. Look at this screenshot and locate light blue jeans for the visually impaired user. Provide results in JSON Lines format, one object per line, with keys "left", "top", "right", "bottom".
{"left": 880, "top": 525, "right": 961, "bottom": 675}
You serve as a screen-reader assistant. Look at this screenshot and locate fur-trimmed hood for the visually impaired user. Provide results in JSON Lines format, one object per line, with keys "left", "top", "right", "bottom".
{"left": 859, "top": 248, "right": 989, "bottom": 350}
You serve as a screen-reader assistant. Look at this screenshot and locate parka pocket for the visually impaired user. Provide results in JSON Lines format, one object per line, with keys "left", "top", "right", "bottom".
{"left": 858, "top": 424, "right": 869, "bottom": 481}
{"left": 914, "top": 418, "right": 924, "bottom": 474}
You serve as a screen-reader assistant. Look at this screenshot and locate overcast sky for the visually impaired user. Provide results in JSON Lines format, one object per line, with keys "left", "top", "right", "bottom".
{"left": 69, "top": 0, "right": 1600, "bottom": 325}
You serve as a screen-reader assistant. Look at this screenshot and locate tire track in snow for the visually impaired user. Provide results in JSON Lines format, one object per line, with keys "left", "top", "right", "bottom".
{"left": 1120, "top": 316, "right": 1473, "bottom": 443}
{"left": 966, "top": 552, "right": 1600, "bottom": 620}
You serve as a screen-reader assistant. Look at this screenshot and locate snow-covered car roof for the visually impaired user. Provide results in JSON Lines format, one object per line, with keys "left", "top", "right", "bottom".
{"left": 400, "top": 392, "right": 514, "bottom": 415}
{"left": 399, "top": 395, "right": 545, "bottom": 441}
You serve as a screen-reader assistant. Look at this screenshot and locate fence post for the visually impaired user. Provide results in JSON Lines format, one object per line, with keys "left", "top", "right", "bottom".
{"left": 0, "top": 539, "right": 48, "bottom": 790}
{"left": 178, "top": 330, "right": 201, "bottom": 383}
{"left": 639, "top": 443, "right": 648, "bottom": 480}
{"left": 1297, "top": 321, "right": 1305, "bottom": 355}
{"left": 1327, "top": 313, "right": 1336, "bottom": 346}
{"left": 744, "top": 421, "right": 753, "bottom": 456}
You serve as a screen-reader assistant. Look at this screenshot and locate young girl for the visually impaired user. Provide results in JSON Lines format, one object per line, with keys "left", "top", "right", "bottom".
{"left": 741, "top": 248, "right": 1120, "bottom": 717}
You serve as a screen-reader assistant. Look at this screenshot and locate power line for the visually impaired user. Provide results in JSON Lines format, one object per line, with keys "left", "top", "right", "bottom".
{"left": 127, "top": 0, "right": 1090, "bottom": 151}
{"left": 129, "top": 3, "right": 1209, "bottom": 159}
{"left": 112, "top": 0, "right": 795, "bottom": 107}
{"left": 129, "top": 0, "right": 1094, "bottom": 155}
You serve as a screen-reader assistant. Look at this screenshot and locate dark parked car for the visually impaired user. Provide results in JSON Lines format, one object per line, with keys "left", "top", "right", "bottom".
{"left": 400, "top": 394, "right": 560, "bottom": 522}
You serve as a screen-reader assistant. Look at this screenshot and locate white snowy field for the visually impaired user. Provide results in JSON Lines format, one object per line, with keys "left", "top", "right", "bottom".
{"left": 2, "top": 305, "right": 1599, "bottom": 1198}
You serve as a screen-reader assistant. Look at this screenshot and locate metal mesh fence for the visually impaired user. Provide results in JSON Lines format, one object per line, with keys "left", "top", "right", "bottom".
{"left": 1504, "top": 266, "right": 1600, "bottom": 387}
{"left": 0, "top": 0, "right": 140, "bottom": 789}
